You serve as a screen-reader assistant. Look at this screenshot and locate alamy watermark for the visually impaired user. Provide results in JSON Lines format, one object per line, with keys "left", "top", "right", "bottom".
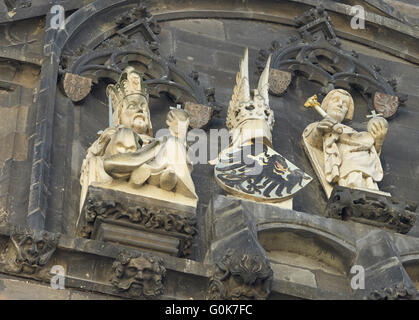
{"left": 50, "top": 265, "right": 65, "bottom": 290}
{"left": 350, "top": 5, "right": 366, "bottom": 30}
{"left": 350, "top": 265, "right": 365, "bottom": 290}
{"left": 50, "top": 5, "right": 65, "bottom": 30}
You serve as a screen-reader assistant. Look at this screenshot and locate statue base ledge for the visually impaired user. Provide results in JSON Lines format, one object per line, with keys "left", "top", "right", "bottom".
{"left": 94, "top": 181, "right": 198, "bottom": 209}
{"left": 325, "top": 186, "right": 417, "bottom": 234}
{"left": 77, "top": 185, "right": 197, "bottom": 258}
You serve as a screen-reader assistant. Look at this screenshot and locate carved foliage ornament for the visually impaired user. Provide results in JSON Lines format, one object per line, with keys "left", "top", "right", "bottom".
{"left": 326, "top": 186, "right": 417, "bottom": 234}
{"left": 111, "top": 251, "right": 166, "bottom": 298}
{"left": 60, "top": 3, "right": 212, "bottom": 108}
{"left": 368, "top": 282, "right": 417, "bottom": 300}
{"left": 82, "top": 199, "right": 196, "bottom": 257}
{"left": 257, "top": 5, "right": 407, "bottom": 119}
{"left": 207, "top": 249, "right": 273, "bottom": 300}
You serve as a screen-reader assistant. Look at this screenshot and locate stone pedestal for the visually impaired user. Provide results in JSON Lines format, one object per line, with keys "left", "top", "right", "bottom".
{"left": 325, "top": 186, "right": 417, "bottom": 234}
{"left": 77, "top": 186, "right": 196, "bottom": 258}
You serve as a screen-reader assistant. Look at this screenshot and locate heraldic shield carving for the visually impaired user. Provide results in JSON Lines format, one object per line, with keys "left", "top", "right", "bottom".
{"left": 213, "top": 49, "right": 312, "bottom": 205}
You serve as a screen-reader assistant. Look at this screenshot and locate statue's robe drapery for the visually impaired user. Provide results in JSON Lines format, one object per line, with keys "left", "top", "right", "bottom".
{"left": 148, "top": 134, "right": 197, "bottom": 199}
{"left": 303, "top": 122, "right": 383, "bottom": 191}
{"left": 80, "top": 126, "right": 197, "bottom": 211}
{"left": 80, "top": 126, "right": 151, "bottom": 209}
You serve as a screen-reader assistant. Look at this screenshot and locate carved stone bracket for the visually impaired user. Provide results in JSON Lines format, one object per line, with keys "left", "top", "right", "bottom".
{"left": 206, "top": 196, "right": 274, "bottom": 300}
{"left": 325, "top": 186, "right": 417, "bottom": 234}
{"left": 110, "top": 250, "right": 166, "bottom": 299}
{"left": 256, "top": 5, "right": 407, "bottom": 119}
{"left": 354, "top": 230, "right": 417, "bottom": 300}
{"left": 78, "top": 186, "right": 197, "bottom": 258}
{"left": 0, "top": 226, "right": 60, "bottom": 275}
{"left": 207, "top": 248, "right": 273, "bottom": 300}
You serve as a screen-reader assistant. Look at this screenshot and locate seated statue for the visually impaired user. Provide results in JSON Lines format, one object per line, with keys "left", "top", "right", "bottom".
{"left": 302, "top": 89, "right": 389, "bottom": 198}
{"left": 80, "top": 67, "right": 197, "bottom": 209}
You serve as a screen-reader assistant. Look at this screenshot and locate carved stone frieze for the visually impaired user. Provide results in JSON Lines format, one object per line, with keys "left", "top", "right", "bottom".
{"left": 80, "top": 195, "right": 197, "bottom": 257}
{"left": 368, "top": 282, "right": 417, "bottom": 300}
{"left": 84, "top": 199, "right": 197, "bottom": 236}
{"left": 207, "top": 249, "right": 273, "bottom": 300}
{"left": 111, "top": 250, "right": 166, "bottom": 299}
{"left": 325, "top": 186, "right": 417, "bottom": 234}
{"left": 1, "top": 226, "right": 60, "bottom": 275}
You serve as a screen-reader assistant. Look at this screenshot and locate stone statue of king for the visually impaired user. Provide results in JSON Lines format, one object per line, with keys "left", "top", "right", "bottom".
{"left": 79, "top": 66, "right": 198, "bottom": 210}
{"left": 302, "top": 89, "right": 389, "bottom": 198}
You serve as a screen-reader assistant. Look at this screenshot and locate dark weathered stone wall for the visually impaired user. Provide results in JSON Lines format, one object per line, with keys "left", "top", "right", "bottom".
{"left": 0, "top": 0, "right": 418, "bottom": 300}
{"left": 42, "top": 13, "right": 418, "bottom": 255}
{"left": 0, "top": 16, "right": 43, "bottom": 227}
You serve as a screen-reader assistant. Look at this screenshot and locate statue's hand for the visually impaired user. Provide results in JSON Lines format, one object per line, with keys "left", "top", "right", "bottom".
{"left": 368, "top": 116, "right": 388, "bottom": 141}
{"left": 317, "top": 116, "right": 338, "bottom": 133}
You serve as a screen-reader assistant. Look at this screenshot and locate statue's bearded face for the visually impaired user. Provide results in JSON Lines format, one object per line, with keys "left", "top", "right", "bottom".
{"left": 326, "top": 92, "right": 350, "bottom": 122}
{"left": 120, "top": 94, "right": 150, "bottom": 135}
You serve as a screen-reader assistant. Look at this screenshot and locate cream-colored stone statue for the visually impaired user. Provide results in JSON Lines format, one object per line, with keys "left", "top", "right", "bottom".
{"left": 302, "top": 89, "right": 389, "bottom": 198}
{"left": 80, "top": 67, "right": 197, "bottom": 210}
{"left": 212, "top": 48, "right": 312, "bottom": 207}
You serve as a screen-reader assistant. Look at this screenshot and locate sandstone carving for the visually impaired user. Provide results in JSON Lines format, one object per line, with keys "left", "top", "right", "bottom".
{"left": 80, "top": 66, "right": 198, "bottom": 210}
{"left": 368, "top": 282, "right": 417, "bottom": 300}
{"left": 326, "top": 186, "right": 416, "bottom": 234}
{"left": 207, "top": 249, "right": 273, "bottom": 300}
{"left": 111, "top": 251, "right": 166, "bottom": 298}
{"left": 81, "top": 198, "right": 196, "bottom": 257}
{"left": 212, "top": 48, "right": 311, "bottom": 206}
{"left": 1, "top": 226, "right": 60, "bottom": 275}
{"left": 303, "top": 90, "right": 389, "bottom": 198}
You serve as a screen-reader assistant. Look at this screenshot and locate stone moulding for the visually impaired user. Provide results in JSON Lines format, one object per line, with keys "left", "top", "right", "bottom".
{"left": 325, "top": 186, "right": 417, "bottom": 234}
